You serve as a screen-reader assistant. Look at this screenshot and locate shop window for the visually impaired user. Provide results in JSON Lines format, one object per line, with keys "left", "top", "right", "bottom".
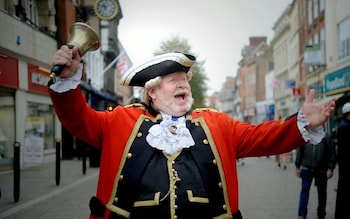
{"left": 0, "top": 93, "right": 15, "bottom": 161}
{"left": 26, "top": 102, "right": 55, "bottom": 151}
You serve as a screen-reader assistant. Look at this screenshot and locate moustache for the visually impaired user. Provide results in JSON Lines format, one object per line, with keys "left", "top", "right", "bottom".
{"left": 174, "top": 89, "right": 190, "bottom": 96}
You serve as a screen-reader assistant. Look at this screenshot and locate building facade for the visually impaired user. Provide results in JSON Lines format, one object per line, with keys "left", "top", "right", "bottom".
{"left": 0, "top": 0, "right": 59, "bottom": 167}
{"left": 271, "top": 5, "right": 293, "bottom": 119}
{"left": 219, "top": 0, "right": 350, "bottom": 134}
{"left": 324, "top": 0, "right": 350, "bottom": 128}
{"left": 0, "top": 0, "right": 130, "bottom": 169}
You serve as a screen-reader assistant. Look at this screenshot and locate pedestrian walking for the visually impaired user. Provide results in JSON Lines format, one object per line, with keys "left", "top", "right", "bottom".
{"left": 335, "top": 102, "right": 350, "bottom": 219}
{"left": 48, "top": 45, "right": 336, "bottom": 219}
{"left": 277, "top": 152, "right": 290, "bottom": 170}
{"left": 295, "top": 129, "right": 336, "bottom": 219}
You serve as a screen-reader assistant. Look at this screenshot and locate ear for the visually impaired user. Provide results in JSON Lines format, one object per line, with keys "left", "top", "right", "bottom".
{"left": 147, "top": 87, "right": 156, "bottom": 100}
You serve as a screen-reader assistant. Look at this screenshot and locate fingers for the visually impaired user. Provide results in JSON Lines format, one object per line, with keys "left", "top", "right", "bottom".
{"left": 325, "top": 98, "right": 336, "bottom": 116}
{"left": 52, "top": 45, "right": 81, "bottom": 66}
{"left": 71, "top": 46, "right": 80, "bottom": 60}
{"left": 51, "top": 45, "right": 81, "bottom": 78}
{"left": 305, "top": 89, "right": 316, "bottom": 103}
{"left": 51, "top": 45, "right": 73, "bottom": 66}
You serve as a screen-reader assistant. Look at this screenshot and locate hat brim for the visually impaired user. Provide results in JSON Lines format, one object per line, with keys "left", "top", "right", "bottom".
{"left": 120, "top": 52, "right": 196, "bottom": 87}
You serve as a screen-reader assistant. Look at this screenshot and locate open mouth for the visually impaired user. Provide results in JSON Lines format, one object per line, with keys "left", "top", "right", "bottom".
{"left": 175, "top": 93, "right": 186, "bottom": 100}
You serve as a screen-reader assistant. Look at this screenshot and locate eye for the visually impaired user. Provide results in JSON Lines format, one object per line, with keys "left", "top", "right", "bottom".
{"left": 166, "top": 78, "right": 177, "bottom": 84}
{"left": 180, "top": 77, "right": 187, "bottom": 82}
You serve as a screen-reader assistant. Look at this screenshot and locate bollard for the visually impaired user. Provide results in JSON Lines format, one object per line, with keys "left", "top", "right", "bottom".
{"left": 82, "top": 151, "right": 87, "bottom": 175}
{"left": 55, "top": 140, "right": 61, "bottom": 186}
{"left": 13, "top": 141, "right": 20, "bottom": 202}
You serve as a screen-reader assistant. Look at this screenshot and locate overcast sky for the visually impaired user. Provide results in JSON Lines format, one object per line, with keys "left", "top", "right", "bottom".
{"left": 118, "top": 0, "right": 292, "bottom": 94}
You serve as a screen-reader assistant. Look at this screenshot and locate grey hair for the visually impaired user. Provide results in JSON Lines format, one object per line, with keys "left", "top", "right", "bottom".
{"left": 140, "top": 76, "right": 162, "bottom": 105}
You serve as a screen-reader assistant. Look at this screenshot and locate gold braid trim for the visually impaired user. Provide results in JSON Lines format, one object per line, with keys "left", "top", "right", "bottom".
{"left": 192, "top": 107, "right": 218, "bottom": 112}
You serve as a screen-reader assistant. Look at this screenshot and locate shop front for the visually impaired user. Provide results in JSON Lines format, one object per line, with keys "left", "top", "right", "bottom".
{"left": 324, "top": 65, "right": 350, "bottom": 136}
{"left": 0, "top": 53, "right": 18, "bottom": 168}
{"left": 0, "top": 52, "right": 56, "bottom": 169}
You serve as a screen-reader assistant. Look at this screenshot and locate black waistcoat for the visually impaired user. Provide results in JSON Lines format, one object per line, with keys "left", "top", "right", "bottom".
{"left": 106, "top": 116, "right": 231, "bottom": 219}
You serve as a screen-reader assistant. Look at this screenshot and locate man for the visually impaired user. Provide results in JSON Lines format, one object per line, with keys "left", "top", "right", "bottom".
{"left": 49, "top": 45, "right": 336, "bottom": 219}
{"left": 295, "top": 130, "right": 336, "bottom": 219}
{"left": 335, "top": 102, "right": 350, "bottom": 219}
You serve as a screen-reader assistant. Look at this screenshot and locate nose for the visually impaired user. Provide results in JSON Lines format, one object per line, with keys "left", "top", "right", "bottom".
{"left": 176, "top": 79, "right": 187, "bottom": 88}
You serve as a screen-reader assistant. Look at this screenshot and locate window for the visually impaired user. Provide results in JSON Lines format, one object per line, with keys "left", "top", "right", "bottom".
{"left": 0, "top": 93, "right": 15, "bottom": 160}
{"left": 245, "top": 73, "right": 256, "bottom": 86}
{"left": 313, "top": 0, "right": 318, "bottom": 20}
{"left": 320, "top": 27, "right": 325, "bottom": 65}
{"left": 28, "top": 0, "right": 37, "bottom": 24}
{"left": 313, "top": 33, "right": 319, "bottom": 44}
{"left": 338, "top": 16, "right": 350, "bottom": 61}
{"left": 320, "top": 0, "right": 325, "bottom": 12}
{"left": 27, "top": 102, "right": 55, "bottom": 150}
{"left": 307, "top": 0, "right": 312, "bottom": 25}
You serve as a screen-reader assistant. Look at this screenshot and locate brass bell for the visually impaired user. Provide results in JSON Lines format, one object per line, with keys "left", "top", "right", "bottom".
{"left": 50, "top": 22, "right": 100, "bottom": 78}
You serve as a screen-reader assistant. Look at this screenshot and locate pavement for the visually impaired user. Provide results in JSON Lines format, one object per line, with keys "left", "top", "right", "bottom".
{"left": 237, "top": 157, "right": 337, "bottom": 219}
{"left": 0, "top": 156, "right": 338, "bottom": 219}
{"left": 0, "top": 159, "right": 99, "bottom": 219}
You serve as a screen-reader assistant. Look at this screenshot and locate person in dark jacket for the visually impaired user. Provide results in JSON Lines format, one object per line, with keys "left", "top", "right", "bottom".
{"left": 295, "top": 129, "right": 336, "bottom": 219}
{"left": 335, "top": 102, "right": 350, "bottom": 219}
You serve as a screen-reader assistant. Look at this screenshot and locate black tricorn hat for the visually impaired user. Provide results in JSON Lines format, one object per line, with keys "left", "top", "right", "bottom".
{"left": 120, "top": 52, "right": 196, "bottom": 87}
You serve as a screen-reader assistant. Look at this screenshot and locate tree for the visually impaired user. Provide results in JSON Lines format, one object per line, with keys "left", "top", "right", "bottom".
{"left": 154, "top": 35, "right": 208, "bottom": 108}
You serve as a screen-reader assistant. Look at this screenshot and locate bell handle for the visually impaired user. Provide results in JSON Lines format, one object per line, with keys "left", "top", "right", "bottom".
{"left": 50, "top": 45, "right": 76, "bottom": 78}
{"left": 50, "top": 65, "right": 65, "bottom": 78}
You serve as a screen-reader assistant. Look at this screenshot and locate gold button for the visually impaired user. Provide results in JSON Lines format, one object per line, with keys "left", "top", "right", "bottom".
{"left": 218, "top": 182, "right": 223, "bottom": 188}
{"left": 223, "top": 204, "right": 227, "bottom": 210}
{"left": 212, "top": 159, "right": 217, "bottom": 165}
{"left": 137, "top": 132, "right": 142, "bottom": 137}
{"left": 127, "top": 153, "right": 132, "bottom": 158}
{"left": 174, "top": 205, "right": 178, "bottom": 209}
{"left": 145, "top": 118, "right": 150, "bottom": 122}
{"left": 203, "top": 139, "right": 209, "bottom": 144}
{"left": 195, "top": 122, "right": 200, "bottom": 126}
{"left": 113, "top": 197, "right": 118, "bottom": 204}
{"left": 174, "top": 215, "right": 178, "bottom": 219}
{"left": 119, "top": 175, "right": 124, "bottom": 180}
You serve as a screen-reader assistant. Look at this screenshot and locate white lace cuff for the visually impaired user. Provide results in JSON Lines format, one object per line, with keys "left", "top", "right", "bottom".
{"left": 49, "top": 64, "right": 83, "bottom": 93}
{"left": 297, "top": 111, "right": 325, "bottom": 144}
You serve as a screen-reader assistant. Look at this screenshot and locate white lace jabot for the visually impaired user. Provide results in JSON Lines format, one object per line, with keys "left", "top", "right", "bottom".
{"left": 146, "top": 112, "right": 195, "bottom": 155}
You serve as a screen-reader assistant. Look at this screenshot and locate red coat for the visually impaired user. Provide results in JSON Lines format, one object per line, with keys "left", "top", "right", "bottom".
{"left": 49, "top": 87, "right": 305, "bottom": 218}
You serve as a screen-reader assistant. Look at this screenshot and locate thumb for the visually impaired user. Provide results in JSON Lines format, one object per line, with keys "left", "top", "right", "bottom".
{"left": 305, "top": 89, "right": 316, "bottom": 103}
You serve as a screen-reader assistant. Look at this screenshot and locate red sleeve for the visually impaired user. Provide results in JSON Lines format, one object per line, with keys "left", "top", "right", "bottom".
{"left": 48, "top": 86, "right": 105, "bottom": 148}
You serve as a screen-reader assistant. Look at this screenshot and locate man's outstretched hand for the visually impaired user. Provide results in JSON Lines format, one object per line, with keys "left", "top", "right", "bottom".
{"left": 301, "top": 89, "right": 337, "bottom": 129}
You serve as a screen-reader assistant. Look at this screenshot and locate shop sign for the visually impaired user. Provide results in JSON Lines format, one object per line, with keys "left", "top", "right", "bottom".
{"left": 0, "top": 53, "right": 19, "bottom": 88}
{"left": 304, "top": 44, "right": 325, "bottom": 66}
{"left": 309, "top": 82, "right": 324, "bottom": 94}
{"left": 28, "top": 64, "right": 51, "bottom": 95}
{"left": 325, "top": 66, "right": 350, "bottom": 96}
{"left": 31, "top": 71, "right": 50, "bottom": 86}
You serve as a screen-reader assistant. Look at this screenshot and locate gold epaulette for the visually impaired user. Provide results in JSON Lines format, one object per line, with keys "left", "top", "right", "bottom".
{"left": 193, "top": 107, "right": 218, "bottom": 112}
{"left": 124, "top": 103, "right": 147, "bottom": 111}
